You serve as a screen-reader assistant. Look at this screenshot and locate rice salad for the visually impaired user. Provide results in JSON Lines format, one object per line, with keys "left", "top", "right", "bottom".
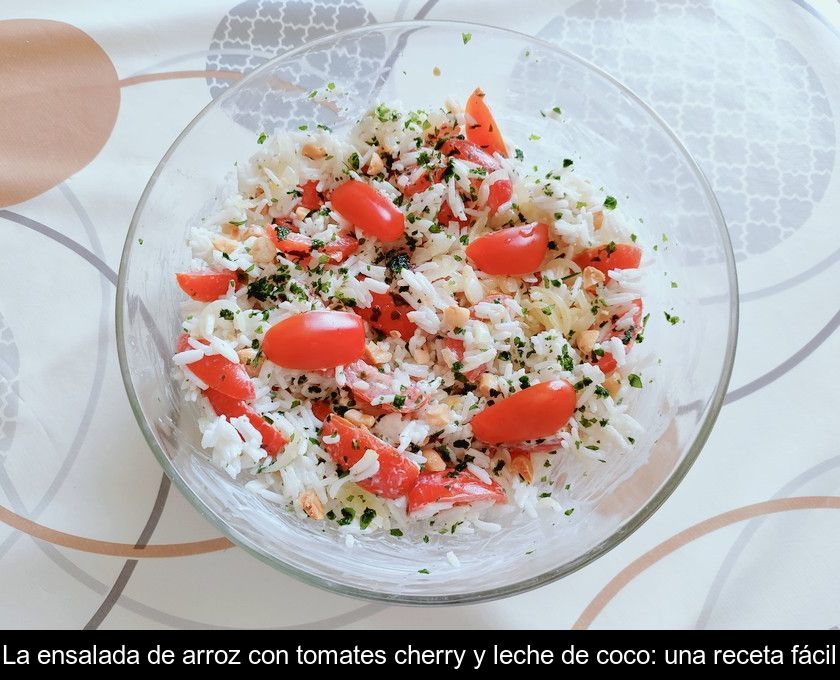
{"left": 173, "top": 89, "right": 648, "bottom": 540}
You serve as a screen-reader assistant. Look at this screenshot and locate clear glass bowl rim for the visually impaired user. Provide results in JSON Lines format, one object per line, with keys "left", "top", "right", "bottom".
{"left": 116, "top": 19, "right": 739, "bottom": 606}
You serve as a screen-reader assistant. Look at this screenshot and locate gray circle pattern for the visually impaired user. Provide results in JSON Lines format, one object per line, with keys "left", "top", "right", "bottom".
{"left": 538, "top": 0, "right": 835, "bottom": 261}
{"left": 0, "top": 312, "right": 19, "bottom": 454}
{"left": 205, "top": 0, "right": 382, "bottom": 131}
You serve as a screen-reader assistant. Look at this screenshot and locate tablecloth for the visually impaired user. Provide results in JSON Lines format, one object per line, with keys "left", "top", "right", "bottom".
{"left": 1, "top": 0, "right": 838, "bottom": 629}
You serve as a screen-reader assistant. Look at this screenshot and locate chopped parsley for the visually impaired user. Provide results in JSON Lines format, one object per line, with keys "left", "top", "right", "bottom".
{"left": 418, "top": 568, "right": 430, "bottom": 574}
{"left": 219, "top": 309, "right": 234, "bottom": 321}
{"left": 563, "top": 158, "right": 573, "bottom": 168}
{"left": 462, "top": 32, "right": 472, "bottom": 45}
{"left": 564, "top": 508, "right": 575, "bottom": 516}
{"left": 664, "top": 311, "right": 680, "bottom": 325}
{"left": 257, "top": 132, "right": 267, "bottom": 144}
{"left": 359, "top": 507, "right": 376, "bottom": 530}
{"left": 514, "top": 148, "right": 524, "bottom": 161}
{"left": 560, "top": 344, "right": 574, "bottom": 372}
{"left": 392, "top": 394, "right": 407, "bottom": 409}
{"left": 603, "top": 195, "right": 618, "bottom": 210}
{"left": 337, "top": 507, "right": 355, "bottom": 526}
{"left": 528, "top": 133, "right": 541, "bottom": 141}
{"left": 628, "top": 374, "right": 642, "bottom": 388}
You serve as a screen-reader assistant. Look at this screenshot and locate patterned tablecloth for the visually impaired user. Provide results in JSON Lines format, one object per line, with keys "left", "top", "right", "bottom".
{"left": 1, "top": 0, "right": 838, "bottom": 629}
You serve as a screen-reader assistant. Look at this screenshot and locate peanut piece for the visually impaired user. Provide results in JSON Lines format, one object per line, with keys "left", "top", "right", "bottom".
{"left": 510, "top": 455, "right": 533, "bottom": 484}
{"left": 299, "top": 490, "right": 325, "bottom": 520}
{"left": 443, "top": 305, "right": 470, "bottom": 330}
{"left": 423, "top": 402, "right": 450, "bottom": 428}
{"left": 212, "top": 234, "right": 240, "bottom": 254}
{"left": 250, "top": 235, "right": 277, "bottom": 264}
{"left": 301, "top": 143, "right": 326, "bottom": 160}
{"left": 236, "top": 348, "right": 263, "bottom": 377}
{"left": 476, "top": 373, "right": 499, "bottom": 397}
{"left": 604, "top": 372, "right": 621, "bottom": 398}
{"left": 294, "top": 206, "right": 310, "bottom": 220}
{"left": 582, "top": 266, "right": 605, "bottom": 291}
{"left": 366, "top": 151, "right": 384, "bottom": 176}
{"left": 344, "top": 409, "right": 375, "bottom": 429}
{"left": 576, "top": 330, "right": 599, "bottom": 357}
{"left": 365, "top": 341, "right": 392, "bottom": 366}
{"left": 592, "top": 211, "right": 604, "bottom": 230}
{"left": 422, "top": 448, "right": 447, "bottom": 472}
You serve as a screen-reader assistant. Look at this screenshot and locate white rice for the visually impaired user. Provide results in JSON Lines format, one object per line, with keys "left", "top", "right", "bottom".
{"left": 173, "top": 99, "right": 650, "bottom": 543}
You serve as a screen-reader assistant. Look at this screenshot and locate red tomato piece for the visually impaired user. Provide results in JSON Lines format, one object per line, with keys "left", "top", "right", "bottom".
{"left": 343, "top": 359, "right": 430, "bottom": 413}
{"left": 440, "top": 138, "right": 502, "bottom": 170}
{"left": 436, "top": 201, "right": 470, "bottom": 228}
{"left": 443, "top": 338, "right": 486, "bottom": 383}
{"left": 486, "top": 178, "right": 513, "bottom": 214}
{"left": 300, "top": 180, "right": 321, "bottom": 211}
{"left": 204, "top": 388, "right": 288, "bottom": 455}
{"left": 573, "top": 243, "right": 642, "bottom": 281}
{"left": 330, "top": 180, "right": 405, "bottom": 242}
{"left": 321, "top": 415, "right": 420, "bottom": 499}
{"left": 471, "top": 380, "right": 576, "bottom": 444}
{"left": 310, "top": 400, "right": 332, "bottom": 422}
{"left": 175, "top": 271, "right": 238, "bottom": 302}
{"left": 401, "top": 167, "right": 444, "bottom": 197}
{"left": 465, "top": 88, "right": 507, "bottom": 158}
{"left": 465, "top": 222, "right": 549, "bottom": 276}
{"left": 175, "top": 334, "right": 255, "bottom": 401}
{"left": 594, "top": 299, "right": 643, "bottom": 374}
{"left": 440, "top": 139, "right": 512, "bottom": 214}
{"left": 262, "top": 311, "right": 365, "bottom": 370}
{"left": 354, "top": 290, "right": 417, "bottom": 341}
{"left": 268, "top": 223, "right": 313, "bottom": 255}
{"left": 407, "top": 469, "right": 506, "bottom": 514}
{"left": 323, "top": 232, "right": 358, "bottom": 263}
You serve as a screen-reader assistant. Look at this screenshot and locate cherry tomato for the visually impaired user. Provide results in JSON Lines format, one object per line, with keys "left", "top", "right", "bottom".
{"left": 465, "top": 88, "right": 507, "bottom": 158}
{"left": 300, "top": 180, "right": 321, "bottom": 211}
{"left": 330, "top": 180, "right": 405, "bottom": 242}
{"left": 262, "top": 311, "right": 365, "bottom": 370}
{"left": 465, "top": 222, "right": 549, "bottom": 276}
{"left": 444, "top": 338, "right": 486, "bottom": 383}
{"left": 594, "top": 299, "right": 643, "bottom": 374}
{"left": 176, "top": 334, "right": 255, "bottom": 401}
{"left": 406, "top": 469, "right": 506, "bottom": 514}
{"left": 343, "top": 359, "right": 430, "bottom": 413}
{"left": 175, "top": 271, "right": 238, "bottom": 302}
{"left": 321, "top": 415, "right": 420, "bottom": 499}
{"left": 354, "top": 290, "right": 417, "bottom": 340}
{"left": 471, "top": 380, "right": 576, "bottom": 444}
{"left": 573, "top": 243, "right": 641, "bottom": 281}
{"left": 440, "top": 139, "right": 512, "bottom": 213}
{"left": 204, "top": 388, "right": 288, "bottom": 455}
{"left": 268, "top": 223, "right": 313, "bottom": 255}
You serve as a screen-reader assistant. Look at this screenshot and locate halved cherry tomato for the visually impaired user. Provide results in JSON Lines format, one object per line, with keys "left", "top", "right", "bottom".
{"left": 300, "top": 180, "right": 321, "bottom": 211}
{"left": 407, "top": 469, "right": 506, "bottom": 514}
{"left": 268, "top": 223, "right": 313, "bottom": 255}
{"left": 440, "top": 139, "right": 512, "bottom": 213}
{"left": 594, "top": 299, "right": 643, "bottom": 374}
{"left": 465, "top": 222, "right": 549, "bottom": 276}
{"left": 262, "top": 311, "right": 365, "bottom": 370}
{"left": 330, "top": 180, "right": 405, "bottom": 242}
{"left": 175, "top": 271, "right": 238, "bottom": 302}
{"left": 204, "top": 388, "right": 288, "bottom": 455}
{"left": 321, "top": 414, "right": 420, "bottom": 499}
{"left": 573, "top": 243, "right": 641, "bottom": 281}
{"left": 343, "top": 359, "right": 430, "bottom": 413}
{"left": 465, "top": 88, "right": 507, "bottom": 157}
{"left": 176, "top": 334, "right": 255, "bottom": 401}
{"left": 444, "top": 338, "right": 486, "bottom": 383}
{"left": 310, "top": 400, "right": 332, "bottom": 422}
{"left": 471, "top": 380, "right": 576, "bottom": 444}
{"left": 354, "top": 290, "right": 417, "bottom": 340}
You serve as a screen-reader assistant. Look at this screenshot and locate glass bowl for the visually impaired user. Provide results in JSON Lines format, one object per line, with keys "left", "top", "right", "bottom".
{"left": 117, "top": 20, "right": 737, "bottom": 604}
